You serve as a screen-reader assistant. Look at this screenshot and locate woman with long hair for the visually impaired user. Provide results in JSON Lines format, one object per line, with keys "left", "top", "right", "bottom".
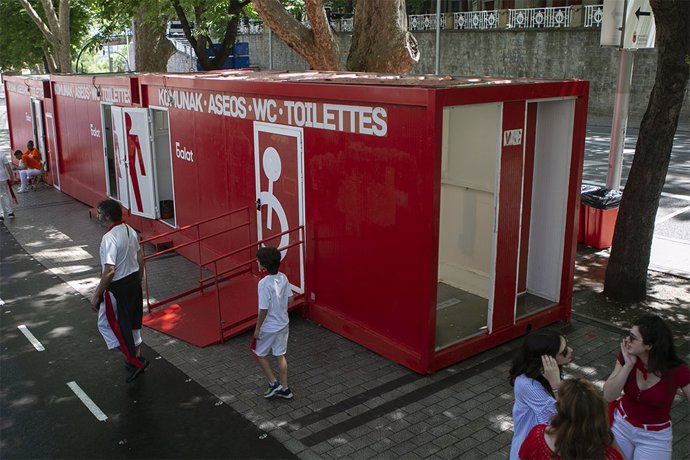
{"left": 519, "top": 378, "right": 623, "bottom": 459}
{"left": 508, "top": 330, "right": 573, "bottom": 460}
{"left": 603, "top": 314, "right": 690, "bottom": 459}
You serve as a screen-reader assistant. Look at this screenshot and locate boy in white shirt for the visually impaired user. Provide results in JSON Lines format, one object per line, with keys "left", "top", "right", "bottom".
{"left": 253, "top": 246, "right": 293, "bottom": 399}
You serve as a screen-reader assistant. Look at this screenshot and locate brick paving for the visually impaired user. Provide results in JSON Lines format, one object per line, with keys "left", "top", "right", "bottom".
{"left": 2, "top": 184, "right": 689, "bottom": 459}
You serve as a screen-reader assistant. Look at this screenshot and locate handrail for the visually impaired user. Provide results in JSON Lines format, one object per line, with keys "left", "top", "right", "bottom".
{"left": 141, "top": 205, "right": 253, "bottom": 311}
{"left": 199, "top": 235, "right": 303, "bottom": 285}
{"left": 142, "top": 219, "right": 250, "bottom": 262}
{"left": 141, "top": 205, "right": 306, "bottom": 345}
{"left": 208, "top": 226, "right": 305, "bottom": 342}
{"left": 201, "top": 225, "right": 300, "bottom": 267}
{"left": 140, "top": 207, "right": 249, "bottom": 244}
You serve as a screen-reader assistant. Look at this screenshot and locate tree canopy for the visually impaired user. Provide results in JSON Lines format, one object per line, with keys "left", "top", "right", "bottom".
{"left": 1, "top": 0, "right": 90, "bottom": 73}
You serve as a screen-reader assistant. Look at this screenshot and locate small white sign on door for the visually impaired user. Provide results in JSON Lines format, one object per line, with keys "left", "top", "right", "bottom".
{"left": 503, "top": 129, "right": 523, "bottom": 147}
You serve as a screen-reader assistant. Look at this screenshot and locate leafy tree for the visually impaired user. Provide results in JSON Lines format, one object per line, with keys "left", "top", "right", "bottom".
{"left": 170, "top": 0, "right": 250, "bottom": 71}
{"left": 0, "top": 0, "right": 47, "bottom": 71}
{"left": 18, "top": 0, "right": 73, "bottom": 72}
{"left": 603, "top": 0, "right": 689, "bottom": 302}
{"left": 253, "top": 0, "right": 419, "bottom": 72}
{"left": 84, "top": 0, "right": 173, "bottom": 72}
{"left": 1, "top": 0, "right": 89, "bottom": 72}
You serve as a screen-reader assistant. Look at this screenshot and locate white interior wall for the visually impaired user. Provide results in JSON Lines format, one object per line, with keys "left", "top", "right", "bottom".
{"left": 151, "top": 109, "right": 174, "bottom": 203}
{"left": 525, "top": 99, "right": 575, "bottom": 301}
{"left": 439, "top": 103, "right": 500, "bottom": 298}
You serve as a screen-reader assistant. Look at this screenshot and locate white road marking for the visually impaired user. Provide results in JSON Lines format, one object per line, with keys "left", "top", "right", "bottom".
{"left": 656, "top": 204, "right": 690, "bottom": 225}
{"left": 17, "top": 325, "right": 45, "bottom": 351}
{"left": 67, "top": 381, "right": 108, "bottom": 422}
{"left": 0, "top": 297, "right": 5, "bottom": 306}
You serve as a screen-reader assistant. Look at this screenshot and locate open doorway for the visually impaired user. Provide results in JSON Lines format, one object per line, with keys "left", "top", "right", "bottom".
{"left": 150, "top": 108, "right": 175, "bottom": 227}
{"left": 515, "top": 99, "right": 574, "bottom": 319}
{"left": 436, "top": 103, "right": 500, "bottom": 350}
{"left": 101, "top": 103, "right": 119, "bottom": 200}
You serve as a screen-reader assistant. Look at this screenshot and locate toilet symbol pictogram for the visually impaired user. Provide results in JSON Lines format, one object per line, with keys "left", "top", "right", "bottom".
{"left": 258, "top": 146, "right": 289, "bottom": 258}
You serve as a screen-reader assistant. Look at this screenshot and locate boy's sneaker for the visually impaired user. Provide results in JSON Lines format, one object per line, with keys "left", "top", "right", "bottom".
{"left": 275, "top": 387, "right": 293, "bottom": 400}
{"left": 264, "top": 381, "right": 282, "bottom": 398}
{"left": 8, "top": 212, "right": 14, "bottom": 218}
{"left": 0, "top": 216, "right": 4, "bottom": 222}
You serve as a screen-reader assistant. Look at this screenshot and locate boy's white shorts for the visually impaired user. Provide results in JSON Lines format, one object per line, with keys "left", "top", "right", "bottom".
{"left": 255, "top": 325, "right": 289, "bottom": 357}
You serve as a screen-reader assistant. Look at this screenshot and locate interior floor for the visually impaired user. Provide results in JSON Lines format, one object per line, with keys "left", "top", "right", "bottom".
{"left": 516, "top": 291, "right": 556, "bottom": 319}
{"left": 435, "top": 282, "right": 488, "bottom": 350}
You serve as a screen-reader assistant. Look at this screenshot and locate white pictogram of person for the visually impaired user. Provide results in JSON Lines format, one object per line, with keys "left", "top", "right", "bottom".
{"left": 259, "top": 147, "right": 289, "bottom": 259}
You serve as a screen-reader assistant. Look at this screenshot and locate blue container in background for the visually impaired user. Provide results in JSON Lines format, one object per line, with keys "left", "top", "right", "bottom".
{"left": 235, "top": 56, "right": 250, "bottom": 68}
{"left": 233, "top": 42, "right": 249, "bottom": 55}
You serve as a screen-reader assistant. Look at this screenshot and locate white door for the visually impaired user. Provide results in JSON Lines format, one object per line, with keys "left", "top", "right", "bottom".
{"left": 45, "top": 113, "right": 60, "bottom": 190}
{"left": 253, "top": 122, "right": 305, "bottom": 294}
{"left": 111, "top": 106, "right": 130, "bottom": 209}
{"left": 122, "top": 108, "right": 156, "bottom": 218}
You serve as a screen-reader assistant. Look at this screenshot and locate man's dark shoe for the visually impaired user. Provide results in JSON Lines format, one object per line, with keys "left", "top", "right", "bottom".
{"left": 126, "top": 358, "right": 150, "bottom": 383}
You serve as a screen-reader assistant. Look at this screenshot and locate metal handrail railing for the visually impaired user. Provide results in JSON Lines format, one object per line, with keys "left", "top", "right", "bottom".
{"left": 141, "top": 206, "right": 252, "bottom": 310}
{"left": 140, "top": 206, "right": 306, "bottom": 344}
{"left": 206, "top": 225, "right": 305, "bottom": 341}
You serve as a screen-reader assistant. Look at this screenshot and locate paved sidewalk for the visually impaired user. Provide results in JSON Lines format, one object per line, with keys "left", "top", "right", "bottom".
{"left": 3, "top": 185, "right": 688, "bottom": 459}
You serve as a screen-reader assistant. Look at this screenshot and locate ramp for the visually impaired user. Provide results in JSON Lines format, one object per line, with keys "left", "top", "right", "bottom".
{"left": 143, "top": 273, "right": 259, "bottom": 347}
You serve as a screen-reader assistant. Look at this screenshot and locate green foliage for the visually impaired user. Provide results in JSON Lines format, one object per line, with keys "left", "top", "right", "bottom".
{"left": 0, "top": 0, "right": 46, "bottom": 71}
{"left": 0, "top": 0, "right": 91, "bottom": 72}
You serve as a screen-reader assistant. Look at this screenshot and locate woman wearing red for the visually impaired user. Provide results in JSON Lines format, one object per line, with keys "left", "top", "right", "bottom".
{"left": 519, "top": 378, "right": 622, "bottom": 459}
{"left": 603, "top": 314, "right": 690, "bottom": 459}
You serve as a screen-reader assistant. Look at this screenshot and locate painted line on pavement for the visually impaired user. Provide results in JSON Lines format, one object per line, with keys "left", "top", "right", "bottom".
{"left": 67, "top": 381, "right": 108, "bottom": 422}
{"left": 656, "top": 204, "right": 690, "bottom": 225}
{"left": 17, "top": 325, "right": 45, "bottom": 351}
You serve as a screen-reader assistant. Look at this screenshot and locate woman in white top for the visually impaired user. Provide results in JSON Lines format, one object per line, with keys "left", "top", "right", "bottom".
{"left": 508, "top": 330, "right": 573, "bottom": 460}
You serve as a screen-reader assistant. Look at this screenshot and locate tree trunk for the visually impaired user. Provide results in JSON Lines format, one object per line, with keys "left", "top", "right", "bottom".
{"left": 603, "top": 0, "right": 689, "bottom": 302}
{"left": 18, "top": 0, "right": 72, "bottom": 72}
{"left": 132, "top": 7, "right": 175, "bottom": 72}
{"left": 172, "top": 0, "right": 249, "bottom": 71}
{"left": 254, "top": 0, "right": 341, "bottom": 70}
{"left": 346, "top": 0, "right": 419, "bottom": 73}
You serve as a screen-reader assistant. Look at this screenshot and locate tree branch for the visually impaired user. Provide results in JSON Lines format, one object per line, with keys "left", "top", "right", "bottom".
{"left": 17, "top": 0, "right": 55, "bottom": 43}
{"left": 253, "top": 0, "right": 315, "bottom": 50}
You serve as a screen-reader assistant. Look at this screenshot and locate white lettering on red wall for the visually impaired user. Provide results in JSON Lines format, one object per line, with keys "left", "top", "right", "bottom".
{"left": 157, "top": 88, "right": 388, "bottom": 137}
{"left": 53, "top": 83, "right": 131, "bottom": 104}
{"left": 175, "top": 142, "right": 194, "bottom": 162}
{"left": 6, "top": 82, "right": 30, "bottom": 96}
{"left": 90, "top": 124, "right": 101, "bottom": 138}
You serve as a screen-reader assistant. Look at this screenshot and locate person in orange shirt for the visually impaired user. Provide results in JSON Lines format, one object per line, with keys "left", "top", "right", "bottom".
{"left": 25, "top": 140, "right": 42, "bottom": 163}
{"left": 14, "top": 149, "right": 42, "bottom": 193}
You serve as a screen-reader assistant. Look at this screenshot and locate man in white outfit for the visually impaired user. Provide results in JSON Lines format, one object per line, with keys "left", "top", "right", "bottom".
{"left": 0, "top": 151, "right": 15, "bottom": 221}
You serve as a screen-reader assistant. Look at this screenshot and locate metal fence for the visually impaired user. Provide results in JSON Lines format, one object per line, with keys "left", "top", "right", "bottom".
{"left": 508, "top": 7, "right": 571, "bottom": 29}
{"left": 234, "top": 4, "right": 603, "bottom": 36}
{"left": 454, "top": 10, "right": 499, "bottom": 30}
{"left": 584, "top": 4, "right": 604, "bottom": 28}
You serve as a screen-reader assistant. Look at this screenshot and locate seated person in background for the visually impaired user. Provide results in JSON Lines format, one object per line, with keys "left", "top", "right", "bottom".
{"left": 519, "top": 378, "right": 623, "bottom": 459}
{"left": 13, "top": 149, "right": 42, "bottom": 193}
{"left": 25, "top": 140, "right": 42, "bottom": 163}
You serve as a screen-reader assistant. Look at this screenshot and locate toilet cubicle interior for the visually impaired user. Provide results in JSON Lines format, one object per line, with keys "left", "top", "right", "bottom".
{"left": 436, "top": 99, "right": 575, "bottom": 350}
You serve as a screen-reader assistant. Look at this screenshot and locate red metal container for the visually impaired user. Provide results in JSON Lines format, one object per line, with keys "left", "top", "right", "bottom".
{"left": 4, "top": 70, "right": 589, "bottom": 373}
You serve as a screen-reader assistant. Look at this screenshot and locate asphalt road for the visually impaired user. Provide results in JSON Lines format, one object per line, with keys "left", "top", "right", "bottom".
{"left": 0, "top": 224, "right": 294, "bottom": 459}
{"left": 583, "top": 124, "right": 690, "bottom": 242}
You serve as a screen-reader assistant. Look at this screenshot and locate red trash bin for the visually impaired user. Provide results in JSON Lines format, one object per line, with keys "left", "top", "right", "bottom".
{"left": 585, "top": 206, "right": 619, "bottom": 249}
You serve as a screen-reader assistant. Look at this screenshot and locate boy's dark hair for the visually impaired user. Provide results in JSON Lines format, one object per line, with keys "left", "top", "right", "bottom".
{"left": 257, "top": 246, "right": 281, "bottom": 275}
{"left": 97, "top": 198, "right": 123, "bottom": 222}
{"left": 13, "top": 150, "right": 22, "bottom": 158}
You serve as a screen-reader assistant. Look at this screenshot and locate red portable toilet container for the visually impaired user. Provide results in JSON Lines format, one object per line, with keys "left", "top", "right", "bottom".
{"left": 49, "top": 74, "right": 141, "bottom": 208}
{"left": 3, "top": 75, "right": 59, "bottom": 187}
{"left": 131, "top": 71, "right": 588, "bottom": 373}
